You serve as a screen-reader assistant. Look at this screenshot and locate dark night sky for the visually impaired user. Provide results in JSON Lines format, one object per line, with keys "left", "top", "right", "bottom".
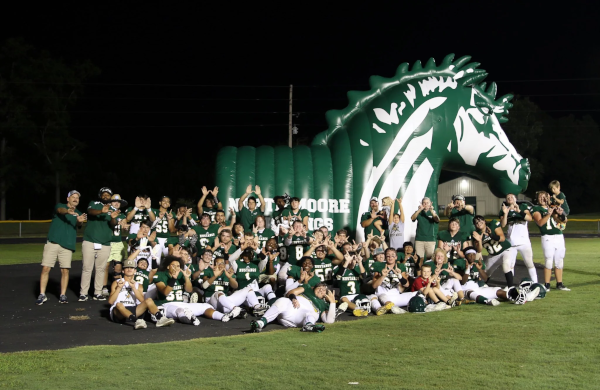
{"left": 2, "top": 2, "right": 599, "bottom": 218}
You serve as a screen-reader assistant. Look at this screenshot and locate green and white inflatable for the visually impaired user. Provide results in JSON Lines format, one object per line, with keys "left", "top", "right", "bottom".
{"left": 216, "top": 54, "right": 530, "bottom": 242}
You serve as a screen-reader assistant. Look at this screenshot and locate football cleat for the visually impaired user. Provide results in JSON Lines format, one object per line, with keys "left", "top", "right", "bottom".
{"left": 556, "top": 283, "right": 571, "bottom": 291}
{"left": 352, "top": 309, "right": 369, "bottom": 317}
{"left": 156, "top": 316, "right": 175, "bottom": 327}
{"left": 390, "top": 306, "right": 406, "bottom": 314}
{"left": 253, "top": 303, "right": 269, "bottom": 317}
{"left": 301, "top": 323, "right": 325, "bottom": 333}
{"left": 178, "top": 308, "right": 201, "bottom": 326}
{"left": 222, "top": 306, "right": 242, "bottom": 322}
{"left": 447, "top": 292, "right": 459, "bottom": 307}
{"left": 514, "top": 291, "right": 527, "bottom": 305}
{"left": 36, "top": 294, "right": 47, "bottom": 306}
{"left": 376, "top": 302, "right": 394, "bottom": 316}
{"left": 134, "top": 319, "right": 147, "bottom": 330}
{"left": 486, "top": 299, "right": 501, "bottom": 306}
{"left": 526, "top": 287, "right": 540, "bottom": 302}
{"left": 236, "top": 308, "right": 248, "bottom": 319}
{"left": 335, "top": 302, "right": 348, "bottom": 318}
{"left": 189, "top": 292, "right": 199, "bottom": 303}
{"left": 250, "top": 320, "right": 263, "bottom": 333}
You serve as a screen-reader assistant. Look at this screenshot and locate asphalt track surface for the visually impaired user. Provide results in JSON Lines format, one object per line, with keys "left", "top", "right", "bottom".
{"left": 0, "top": 258, "right": 547, "bottom": 353}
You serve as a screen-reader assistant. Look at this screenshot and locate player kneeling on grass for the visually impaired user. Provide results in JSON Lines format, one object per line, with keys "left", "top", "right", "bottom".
{"left": 371, "top": 248, "right": 415, "bottom": 315}
{"left": 250, "top": 282, "right": 336, "bottom": 333}
{"left": 153, "top": 254, "right": 238, "bottom": 326}
{"left": 335, "top": 252, "right": 380, "bottom": 317}
{"left": 411, "top": 264, "right": 457, "bottom": 311}
{"left": 460, "top": 247, "right": 539, "bottom": 306}
{"left": 108, "top": 258, "right": 174, "bottom": 329}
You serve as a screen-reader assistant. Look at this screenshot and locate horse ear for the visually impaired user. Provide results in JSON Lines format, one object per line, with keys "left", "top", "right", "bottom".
{"left": 486, "top": 82, "right": 498, "bottom": 98}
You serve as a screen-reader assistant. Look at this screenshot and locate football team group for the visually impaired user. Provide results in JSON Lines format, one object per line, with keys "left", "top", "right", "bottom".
{"left": 35, "top": 180, "right": 569, "bottom": 333}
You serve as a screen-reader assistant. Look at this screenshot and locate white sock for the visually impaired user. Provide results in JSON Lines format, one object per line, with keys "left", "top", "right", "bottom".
{"left": 528, "top": 268, "right": 538, "bottom": 283}
{"left": 211, "top": 311, "right": 224, "bottom": 321}
{"left": 246, "top": 292, "right": 260, "bottom": 307}
{"left": 218, "top": 294, "right": 235, "bottom": 312}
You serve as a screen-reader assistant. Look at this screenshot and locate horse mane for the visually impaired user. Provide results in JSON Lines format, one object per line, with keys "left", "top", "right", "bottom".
{"left": 312, "top": 54, "right": 513, "bottom": 146}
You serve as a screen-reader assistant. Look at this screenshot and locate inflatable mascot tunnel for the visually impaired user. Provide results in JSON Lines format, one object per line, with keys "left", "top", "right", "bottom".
{"left": 215, "top": 54, "right": 530, "bottom": 242}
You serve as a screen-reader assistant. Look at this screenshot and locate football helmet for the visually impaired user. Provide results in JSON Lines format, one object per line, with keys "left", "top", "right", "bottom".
{"left": 408, "top": 295, "right": 426, "bottom": 313}
{"left": 531, "top": 283, "right": 547, "bottom": 299}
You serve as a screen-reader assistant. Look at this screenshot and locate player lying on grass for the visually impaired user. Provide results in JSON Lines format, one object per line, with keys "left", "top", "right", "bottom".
{"left": 460, "top": 247, "right": 539, "bottom": 306}
{"left": 335, "top": 252, "right": 382, "bottom": 317}
{"left": 249, "top": 282, "right": 337, "bottom": 333}
{"left": 153, "top": 253, "right": 239, "bottom": 326}
{"left": 108, "top": 258, "right": 174, "bottom": 329}
{"left": 371, "top": 248, "right": 415, "bottom": 314}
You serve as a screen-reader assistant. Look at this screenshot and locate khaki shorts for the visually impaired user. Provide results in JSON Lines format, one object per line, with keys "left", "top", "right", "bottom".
{"left": 41, "top": 241, "right": 73, "bottom": 269}
{"left": 108, "top": 241, "right": 126, "bottom": 262}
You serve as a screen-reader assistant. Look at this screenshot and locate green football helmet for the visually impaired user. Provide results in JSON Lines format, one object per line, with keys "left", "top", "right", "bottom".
{"left": 519, "top": 278, "right": 534, "bottom": 293}
{"left": 408, "top": 295, "right": 426, "bottom": 313}
{"left": 531, "top": 283, "right": 546, "bottom": 299}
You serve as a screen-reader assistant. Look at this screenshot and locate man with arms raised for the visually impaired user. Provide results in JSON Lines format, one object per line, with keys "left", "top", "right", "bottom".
{"left": 500, "top": 194, "right": 537, "bottom": 283}
{"left": 125, "top": 195, "right": 155, "bottom": 235}
{"left": 238, "top": 185, "right": 266, "bottom": 231}
{"left": 444, "top": 195, "right": 475, "bottom": 236}
{"left": 37, "top": 190, "right": 87, "bottom": 305}
{"left": 197, "top": 186, "right": 223, "bottom": 222}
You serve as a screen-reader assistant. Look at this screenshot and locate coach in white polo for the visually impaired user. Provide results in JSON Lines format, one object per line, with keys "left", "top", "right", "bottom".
{"left": 36, "top": 190, "right": 87, "bottom": 305}
{"left": 79, "top": 187, "right": 119, "bottom": 301}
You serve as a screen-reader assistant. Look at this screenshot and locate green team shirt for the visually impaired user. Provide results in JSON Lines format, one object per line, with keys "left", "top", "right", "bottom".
{"left": 271, "top": 206, "right": 289, "bottom": 227}
{"left": 47, "top": 203, "right": 81, "bottom": 251}
{"left": 454, "top": 260, "right": 485, "bottom": 283}
{"left": 313, "top": 255, "right": 335, "bottom": 283}
{"left": 531, "top": 206, "right": 563, "bottom": 235}
{"left": 361, "top": 211, "right": 383, "bottom": 237}
{"left": 166, "top": 235, "right": 193, "bottom": 250}
{"left": 362, "top": 257, "right": 376, "bottom": 276}
{"left": 151, "top": 209, "right": 175, "bottom": 239}
{"left": 134, "top": 269, "right": 150, "bottom": 292}
{"left": 550, "top": 192, "right": 569, "bottom": 215}
{"left": 287, "top": 265, "right": 321, "bottom": 287}
{"left": 83, "top": 201, "right": 113, "bottom": 245}
{"left": 371, "top": 262, "right": 407, "bottom": 290}
{"left": 472, "top": 220, "right": 511, "bottom": 255}
{"left": 239, "top": 206, "right": 263, "bottom": 231}
{"left": 282, "top": 208, "right": 309, "bottom": 224}
{"left": 110, "top": 209, "right": 128, "bottom": 243}
{"left": 256, "top": 228, "right": 276, "bottom": 249}
{"left": 201, "top": 267, "right": 231, "bottom": 298}
{"left": 285, "top": 235, "right": 310, "bottom": 266}
{"left": 192, "top": 224, "right": 220, "bottom": 252}
{"left": 202, "top": 205, "right": 220, "bottom": 222}
{"left": 500, "top": 203, "right": 531, "bottom": 224}
{"left": 436, "top": 230, "right": 470, "bottom": 262}
{"left": 259, "top": 253, "right": 280, "bottom": 274}
{"left": 153, "top": 271, "right": 186, "bottom": 304}
{"left": 450, "top": 208, "right": 475, "bottom": 235}
{"left": 235, "top": 260, "right": 261, "bottom": 289}
{"left": 415, "top": 210, "right": 438, "bottom": 242}
{"left": 189, "top": 264, "right": 209, "bottom": 288}
{"left": 125, "top": 207, "right": 153, "bottom": 226}
{"left": 397, "top": 252, "right": 420, "bottom": 278}
{"left": 212, "top": 244, "right": 238, "bottom": 260}
{"left": 333, "top": 265, "right": 362, "bottom": 296}
{"left": 299, "top": 284, "right": 329, "bottom": 315}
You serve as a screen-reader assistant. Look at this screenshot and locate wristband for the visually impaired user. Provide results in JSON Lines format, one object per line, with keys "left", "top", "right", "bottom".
{"left": 399, "top": 277, "right": 408, "bottom": 285}
{"left": 167, "top": 278, "right": 177, "bottom": 287}
{"left": 213, "top": 197, "right": 219, "bottom": 204}
{"left": 288, "top": 294, "right": 297, "bottom": 300}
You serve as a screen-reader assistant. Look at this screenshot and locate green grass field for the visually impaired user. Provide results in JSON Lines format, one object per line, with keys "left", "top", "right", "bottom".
{"left": 1, "top": 238, "right": 599, "bottom": 389}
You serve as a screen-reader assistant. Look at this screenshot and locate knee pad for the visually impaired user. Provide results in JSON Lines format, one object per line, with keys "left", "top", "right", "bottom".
{"left": 554, "top": 257, "right": 564, "bottom": 269}
{"left": 544, "top": 258, "right": 554, "bottom": 269}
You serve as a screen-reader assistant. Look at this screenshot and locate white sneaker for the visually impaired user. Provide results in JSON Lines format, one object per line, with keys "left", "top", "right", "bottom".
{"left": 335, "top": 302, "right": 348, "bottom": 318}
{"left": 134, "top": 319, "right": 147, "bottom": 330}
{"left": 390, "top": 306, "right": 406, "bottom": 314}
{"left": 179, "top": 308, "right": 201, "bottom": 326}
{"left": 253, "top": 304, "right": 269, "bottom": 317}
{"left": 486, "top": 299, "right": 501, "bottom": 307}
{"left": 435, "top": 302, "right": 449, "bottom": 311}
{"left": 156, "top": 316, "right": 175, "bottom": 328}
{"left": 526, "top": 287, "right": 540, "bottom": 302}
{"left": 447, "top": 292, "right": 459, "bottom": 307}
{"left": 222, "top": 307, "right": 242, "bottom": 322}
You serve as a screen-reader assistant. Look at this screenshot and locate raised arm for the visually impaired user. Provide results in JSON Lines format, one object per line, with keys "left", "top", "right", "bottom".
{"left": 255, "top": 185, "right": 266, "bottom": 213}
{"left": 238, "top": 184, "right": 252, "bottom": 211}
{"left": 197, "top": 186, "right": 209, "bottom": 215}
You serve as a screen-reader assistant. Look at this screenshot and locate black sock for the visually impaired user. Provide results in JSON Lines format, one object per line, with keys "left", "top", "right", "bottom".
{"left": 476, "top": 296, "right": 487, "bottom": 304}
{"left": 153, "top": 311, "right": 163, "bottom": 320}
{"left": 505, "top": 272, "right": 514, "bottom": 287}
{"left": 128, "top": 314, "right": 136, "bottom": 323}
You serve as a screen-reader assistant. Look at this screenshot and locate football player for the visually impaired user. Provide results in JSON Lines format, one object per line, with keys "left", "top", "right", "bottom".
{"left": 211, "top": 229, "right": 238, "bottom": 260}
{"left": 102, "top": 194, "right": 129, "bottom": 297}
{"left": 250, "top": 282, "right": 337, "bottom": 333}
{"left": 229, "top": 247, "right": 276, "bottom": 316}
{"left": 125, "top": 195, "right": 156, "bottom": 235}
{"left": 197, "top": 186, "right": 223, "bottom": 222}
{"left": 532, "top": 191, "right": 569, "bottom": 291}
{"left": 282, "top": 197, "right": 309, "bottom": 229}
{"left": 150, "top": 196, "right": 176, "bottom": 257}
{"left": 254, "top": 215, "right": 276, "bottom": 250}
{"left": 436, "top": 217, "right": 470, "bottom": 264}
{"left": 237, "top": 185, "right": 266, "bottom": 231}
{"left": 443, "top": 195, "right": 475, "bottom": 235}
{"left": 335, "top": 252, "right": 381, "bottom": 316}
{"left": 304, "top": 241, "right": 344, "bottom": 284}
{"left": 370, "top": 248, "right": 415, "bottom": 313}
{"left": 285, "top": 256, "right": 322, "bottom": 293}
{"left": 192, "top": 213, "right": 220, "bottom": 254}
{"left": 471, "top": 215, "right": 514, "bottom": 287}
{"left": 500, "top": 194, "right": 537, "bottom": 283}
{"left": 277, "top": 220, "right": 313, "bottom": 285}
{"left": 202, "top": 257, "right": 245, "bottom": 318}
{"left": 423, "top": 248, "right": 464, "bottom": 303}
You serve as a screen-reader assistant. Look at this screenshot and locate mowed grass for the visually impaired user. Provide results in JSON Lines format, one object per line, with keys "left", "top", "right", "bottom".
{"left": 0, "top": 243, "right": 82, "bottom": 265}
{"left": 1, "top": 239, "right": 599, "bottom": 389}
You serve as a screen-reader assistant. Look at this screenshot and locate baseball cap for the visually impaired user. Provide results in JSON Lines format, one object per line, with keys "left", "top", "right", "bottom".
{"left": 123, "top": 259, "right": 136, "bottom": 268}
{"left": 110, "top": 194, "right": 129, "bottom": 208}
{"left": 98, "top": 187, "right": 113, "bottom": 198}
{"left": 370, "top": 197, "right": 378, "bottom": 203}
{"left": 67, "top": 190, "right": 81, "bottom": 197}
{"left": 452, "top": 195, "right": 465, "bottom": 201}
{"left": 373, "top": 247, "right": 385, "bottom": 255}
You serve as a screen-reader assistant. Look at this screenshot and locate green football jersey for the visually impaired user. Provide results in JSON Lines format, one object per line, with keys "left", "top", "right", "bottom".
{"left": 449, "top": 207, "right": 475, "bottom": 236}
{"left": 436, "top": 230, "right": 470, "bottom": 262}
{"left": 271, "top": 206, "right": 289, "bottom": 227}
{"left": 189, "top": 264, "right": 209, "bottom": 288}
{"left": 151, "top": 209, "right": 175, "bottom": 239}
{"left": 282, "top": 208, "right": 309, "bottom": 224}
{"left": 165, "top": 235, "right": 194, "bottom": 250}
{"left": 287, "top": 265, "right": 321, "bottom": 287}
{"left": 333, "top": 265, "right": 362, "bottom": 296}
{"left": 110, "top": 209, "right": 128, "bottom": 243}
{"left": 415, "top": 210, "right": 438, "bottom": 242}
{"left": 125, "top": 207, "right": 153, "bottom": 226}
{"left": 454, "top": 260, "right": 486, "bottom": 283}
{"left": 397, "top": 252, "right": 419, "bottom": 278}
{"left": 201, "top": 267, "right": 231, "bottom": 298}
{"left": 360, "top": 211, "right": 383, "bottom": 237}
{"left": 192, "top": 224, "right": 220, "bottom": 251}
{"left": 362, "top": 257, "right": 377, "bottom": 276}
{"left": 299, "top": 284, "right": 329, "bottom": 315}
{"left": 472, "top": 220, "right": 511, "bottom": 255}
{"left": 83, "top": 201, "right": 113, "bottom": 245}
{"left": 202, "top": 205, "right": 220, "bottom": 222}
{"left": 256, "top": 228, "right": 276, "bottom": 249}
{"left": 235, "top": 260, "right": 261, "bottom": 289}
{"left": 239, "top": 206, "right": 263, "bottom": 232}
{"left": 371, "top": 262, "right": 406, "bottom": 290}
{"left": 500, "top": 203, "right": 531, "bottom": 224}
{"left": 285, "top": 235, "right": 310, "bottom": 266}
{"left": 153, "top": 271, "right": 186, "bottom": 304}
{"left": 134, "top": 269, "right": 150, "bottom": 292}
{"left": 212, "top": 244, "right": 238, "bottom": 260}
{"left": 312, "top": 256, "right": 334, "bottom": 283}
{"left": 531, "top": 206, "right": 563, "bottom": 235}
{"left": 47, "top": 203, "right": 82, "bottom": 251}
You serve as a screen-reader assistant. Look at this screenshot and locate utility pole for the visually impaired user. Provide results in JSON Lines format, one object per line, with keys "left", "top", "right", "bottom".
{"left": 288, "top": 84, "right": 293, "bottom": 148}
